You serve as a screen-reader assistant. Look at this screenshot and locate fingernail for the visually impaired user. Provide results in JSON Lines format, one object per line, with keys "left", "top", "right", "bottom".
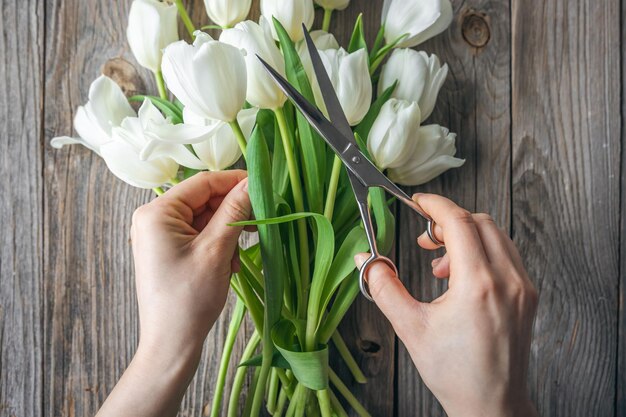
{"left": 241, "top": 178, "right": 249, "bottom": 193}
{"left": 431, "top": 257, "right": 441, "bottom": 267}
{"left": 354, "top": 253, "right": 369, "bottom": 269}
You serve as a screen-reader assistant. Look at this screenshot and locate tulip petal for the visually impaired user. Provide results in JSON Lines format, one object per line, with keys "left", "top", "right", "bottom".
{"left": 100, "top": 139, "right": 179, "bottom": 189}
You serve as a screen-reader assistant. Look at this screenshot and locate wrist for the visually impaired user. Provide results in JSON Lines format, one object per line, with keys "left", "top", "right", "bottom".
{"left": 134, "top": 337, "right": 204, "bottom": 386}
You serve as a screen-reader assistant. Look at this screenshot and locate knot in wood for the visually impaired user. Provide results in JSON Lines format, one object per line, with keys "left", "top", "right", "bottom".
{"left": 461, "top": 12, "right": 490, "bottom": 48}
{"left": 102, "top": 57, "right": 145, "bottom": 97}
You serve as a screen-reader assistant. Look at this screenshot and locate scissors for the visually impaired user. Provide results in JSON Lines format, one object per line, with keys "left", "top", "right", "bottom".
{"left": 258, "top": 26, "right": 444, "bottom": 302}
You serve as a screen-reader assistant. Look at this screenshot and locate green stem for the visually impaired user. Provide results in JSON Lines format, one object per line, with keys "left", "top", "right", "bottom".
{"left": 173, "top": 0, "right": 196, "bottom": 39}
{"left": 275, "top": 106, "right": 310, "bottom": 318}
{"left": 276, "top": 368, "right": 295, "bottom": 399}
{"left": 329, "top": 369, "right": 372, "bottom": 417}
{"left": 317, "top": 389, "right": 333, "bottom": 417}
{"left": 322, "top": 8, "right": 333, "bottom": 32}
{"left": 323, "top": 156, "right": 343, "bottom": 221}
{"left": 275, "top": 387, "right": 288, "bottom": 417}
{"left": 240, "top": 249, "right": 264, "bottom": 288}
{"left": 155, "top": 70, "right": 168, "bottom": 100}
{"left": 229, "top": 119, "right": 248, "bottom": 159}
{"left": 227, "top": 331, "right": 261, "bottom": 417}
{"left": 332, "top": 331, "right": 367, "bottom": 384}
{"left": 244, "top": 366, "right": 262, "bottom": 416}
{"left": 285, "top": 383, "right": 304, "bottom": 417}
{"left": 267, "top": 368, "right": 280, "bottom": 414}
{"left": 153, "top": 187, "right": 165, "bottom": 196}
{"left": 295, "top": 386, "right": 307, "bottom": 417}
{"left": 329, "top": 390, "right": 348, "bottom": 417}
{"left": 210, "top": 298, "right": 246, "bottom": 417}
{"left": 170, "top": 177, "right": 180, "bottom": 185}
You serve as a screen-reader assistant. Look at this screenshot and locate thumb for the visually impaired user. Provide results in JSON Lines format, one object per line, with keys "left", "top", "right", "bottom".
{"left": 202, "top": 178, "right": 251, "bottom": 254}
{"left": 355, "top": 253, "right": 424, "bottom": 335}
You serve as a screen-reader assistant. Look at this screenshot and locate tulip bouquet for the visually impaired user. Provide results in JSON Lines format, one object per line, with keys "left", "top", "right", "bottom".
{"left": 52, "top": 0, "right": 464, "bottom": 415}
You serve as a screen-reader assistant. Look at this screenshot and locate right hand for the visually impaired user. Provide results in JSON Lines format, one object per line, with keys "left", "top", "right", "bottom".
{"left": 355, "top": 193, "right": 538, "bottom": 417}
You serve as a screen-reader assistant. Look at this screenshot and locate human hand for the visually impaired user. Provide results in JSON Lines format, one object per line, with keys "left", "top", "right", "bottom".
{"left": 96, "top": 171, "right": 251, "bottom": 417}
{"left": 130, "top": 170, "right": 251, "bottom": 357}
{"left": 355, "top": 194, "right": 538, "bottom": 417}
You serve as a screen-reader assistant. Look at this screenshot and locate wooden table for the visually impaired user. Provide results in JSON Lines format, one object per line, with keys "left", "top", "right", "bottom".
{"left": 1, "top": 0, "right": 623, "bottom": 416}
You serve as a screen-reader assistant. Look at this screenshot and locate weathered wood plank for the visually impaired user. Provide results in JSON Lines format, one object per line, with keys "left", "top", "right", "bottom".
{"left": 0, "top": 1, "right": 44, "bottom": 416}
{"left": 511, "top": 0, "right": 620, "bottom": 416}
{"left": 618, "top": 1, "right": 626, "bottom": 413}
{"left": 395, "top": 0, "right": 512, "bottom": 415}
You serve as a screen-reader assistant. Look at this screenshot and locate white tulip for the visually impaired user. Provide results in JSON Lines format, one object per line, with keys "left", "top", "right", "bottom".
{"left": 185, "top": 107, "right": 258, "bottom": 170}
{"left": 100, "top": 100, "right": 206, "bottom": 189}
{"left": 388, "top": 124, "right": 464, "bottom": 185}
{"left": 315, "top": 0, "right": 350, "bottom": 11}
{"left": 127, "top": 0, "right": 179, "bottom": 73}
{"left": 132, "top": 100, "right": 213, "bottom": 170}
{"left": 204, "top": 0, "right": 252, "bottom": 28}
{"left": 261, "top": 0, "right": 315, "bottom": 42}
{"left": 382, "top": 0, "right": 453, "bottom": 48}
{"left": 378, "top": 49, "right": 448, "bottom": 122}
{"left": 221, "top": 20, "right": 287, "bottom": 109}
{"left": 367, "top": 99, "right": 421, "bottom": 170}
{"left": 51, "top": 75, "right": 135, "bottom": 154}
{"left": 310, "top": 48, "right": 372, "bottom": 126}
{"left": 161, "top": 32, "right": 247, "bottom": 122}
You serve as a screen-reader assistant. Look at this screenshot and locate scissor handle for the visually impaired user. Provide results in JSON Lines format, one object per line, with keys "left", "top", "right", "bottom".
{"left": 391, "top": 191, "right": 444, "bottom": 247}
{"left": 359, "top": 254, "right": 399, "bottom": 302}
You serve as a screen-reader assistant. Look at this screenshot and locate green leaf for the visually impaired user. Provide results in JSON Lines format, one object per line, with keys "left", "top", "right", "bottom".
{"left": 246, "top": 124, "right": 288, "bottom": 410}
{"left": 129, "top": 95, "right": 183, "bottom": 124}
{"left": 274, "top": 17, "right": 326, "bottom": 214}
{"left": 271, "top": 116, "right": 289, "bottom": 198}
{"left": 233, "top": 211, "right": 336, "bottom": 349}
{"left": 319, "top": 273, "right": 360, "bottom": 342}
{"left": 370, "top": 34, "right": 408, "bottom": 70}
{"left": 370, "top": 25, "right": 386, "bottom": 59}
{"left": 272, "top": 320, "right": 329, "bottom": 390}
{"left": 348, "top": 14, "right": 368, "bottom": 54}
{"left": 239, "top": 351, "right": 291, "bottom": 369}
{"left": 354, "top": 81, "right": 397, "bottom": 142}
{"left": 315, "top": 226, "right": 369, "bottom": 331}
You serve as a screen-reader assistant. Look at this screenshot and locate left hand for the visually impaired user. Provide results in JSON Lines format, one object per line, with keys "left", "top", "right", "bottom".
{"left": 96, "top": 170, "right": 251, "bottom": 417}
{"left": 131, "top": 170, "right": 251, "bottom": 354}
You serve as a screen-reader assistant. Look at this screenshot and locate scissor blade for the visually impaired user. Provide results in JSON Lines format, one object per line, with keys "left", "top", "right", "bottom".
{"left": 301, "top": 25, "right": 354, "bottom": 143}
{"left": 257, "top": 55, "right": 402, "bottom": 195}
{"left": 257, "top": 55, "right": 355, "bottom": 157}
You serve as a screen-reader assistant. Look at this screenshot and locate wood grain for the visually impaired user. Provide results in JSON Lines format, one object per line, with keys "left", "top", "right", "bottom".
{"left": 395, "top": 0, "right": 512, "bottom": 415}
{"left": 511, "top": 0, "right": 621, "bottom": 416}
{"left": 0, "top": 0, "right": 623, "bottom": 416}
{"left": 0, "top": 1, "right": 44, "bottom": 416}
{"left": 618, "top": 0, "right": 626, "bottom": 413}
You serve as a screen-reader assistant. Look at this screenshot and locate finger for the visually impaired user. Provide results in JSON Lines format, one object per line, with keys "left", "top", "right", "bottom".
{"left": 162, "top": 170, "right": 247, "bottom": 212}
{"left": 471, "top": 214, "right": 512, "bottom": 267}
{"left": 412, "top": 194, "right": 488, "bottom": 272}
{"left": 417, "top": 223, "right": 444, "bottom": 250}
{"left": 354, "top": 253, "right": 425, "bottom": 336}
{"left": 431, "top": 254, "right": 450, "bottom": 279}
{"left": 500, "top": 230, "right": 526, "bottom": 273}
{"left": 201, "top": 178, "right": 251, "bottom": 254}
